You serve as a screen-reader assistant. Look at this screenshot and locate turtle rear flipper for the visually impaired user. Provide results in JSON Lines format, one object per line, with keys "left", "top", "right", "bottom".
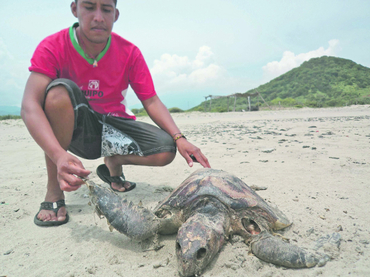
{"left": 88, "top": 181, "right": 160, "bottom": 241}
{"left": 251, "top": 231, "right": 329, "bottom": 268}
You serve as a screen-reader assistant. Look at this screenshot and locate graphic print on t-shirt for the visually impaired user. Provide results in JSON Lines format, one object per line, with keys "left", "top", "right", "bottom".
{"left": 88, "top": 80, "right": 100, "bottom": 90}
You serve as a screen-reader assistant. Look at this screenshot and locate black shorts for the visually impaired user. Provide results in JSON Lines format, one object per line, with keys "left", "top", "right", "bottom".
{"left": 45, "top": 79, "right": 176, "bottom": 160}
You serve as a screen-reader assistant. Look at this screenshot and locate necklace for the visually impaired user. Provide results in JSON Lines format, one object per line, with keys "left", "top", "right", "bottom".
{"left": 75, "top": 27, "right": 101, "bottom": 68}
{"left": 84, "top": 52, "right": 99, "bottom": 68}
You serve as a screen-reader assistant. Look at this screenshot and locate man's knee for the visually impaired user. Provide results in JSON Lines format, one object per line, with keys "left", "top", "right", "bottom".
{"left": 156, "top": 151, "right": 176, "bottom": 166}
{"left": 44, "top": 85, "right": 72, "bottom": 113}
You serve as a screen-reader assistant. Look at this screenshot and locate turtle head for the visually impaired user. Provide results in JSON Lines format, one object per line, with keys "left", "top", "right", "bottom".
{"left": 176, "top": 212, "right": 227, "bottom": 277}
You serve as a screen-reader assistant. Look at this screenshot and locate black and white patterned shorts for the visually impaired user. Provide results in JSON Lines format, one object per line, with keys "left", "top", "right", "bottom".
{"left": 45, "top": 79, "right": 176, "bottom": 160}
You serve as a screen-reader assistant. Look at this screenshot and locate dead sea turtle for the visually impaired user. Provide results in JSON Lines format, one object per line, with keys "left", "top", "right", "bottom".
{"left": 87, "top": 168, "right": 331, "bottom": 276}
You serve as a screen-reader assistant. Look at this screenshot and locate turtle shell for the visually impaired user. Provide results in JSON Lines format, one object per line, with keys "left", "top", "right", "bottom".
{"left": 155, "top": 168, "right": 290, "bottom": 229}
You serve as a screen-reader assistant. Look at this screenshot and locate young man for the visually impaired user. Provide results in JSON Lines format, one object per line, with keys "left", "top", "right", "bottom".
{"left": 21, "top": 0, "right": 210, "bottom": 227}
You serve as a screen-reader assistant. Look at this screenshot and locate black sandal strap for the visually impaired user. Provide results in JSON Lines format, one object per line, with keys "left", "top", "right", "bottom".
{"left": 40, "top": 200, "right": 66, "bottom": 212}
{"left": 108, "top": 175, "right": 126, "bottom": 184}
{"left": 35, "top": 199, "right": 69, "bottom": 227}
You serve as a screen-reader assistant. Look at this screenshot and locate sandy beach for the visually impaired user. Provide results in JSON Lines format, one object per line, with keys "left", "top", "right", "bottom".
{"left": 1, "top": 105, "right": 369, "bottom": 277}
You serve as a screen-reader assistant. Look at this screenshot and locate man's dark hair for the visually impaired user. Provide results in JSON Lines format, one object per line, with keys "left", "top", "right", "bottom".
{"left": 75, "top": 0, "right": 117, "bottom": 6}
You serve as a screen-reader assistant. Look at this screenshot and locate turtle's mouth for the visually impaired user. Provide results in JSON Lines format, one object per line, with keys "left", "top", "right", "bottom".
{"left": 242, "top": 218, "right": 261, "bottom": 235}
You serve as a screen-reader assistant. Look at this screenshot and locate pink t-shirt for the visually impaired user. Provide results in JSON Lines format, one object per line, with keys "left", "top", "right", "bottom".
{"left": 29, "top": 23, "right": 156, "bottom": 119}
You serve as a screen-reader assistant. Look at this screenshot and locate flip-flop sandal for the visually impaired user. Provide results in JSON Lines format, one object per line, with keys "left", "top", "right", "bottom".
{"left": 96, "top": 164, "right": 136, "bottom": 193}
{"left": 34, "top": 199, "right": 69, "bottom": 227}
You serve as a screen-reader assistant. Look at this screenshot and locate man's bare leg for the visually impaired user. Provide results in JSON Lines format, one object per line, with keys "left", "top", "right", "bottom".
{"left": 36, "top": 86, "right": 74, "bottom": 222}
{"left": 104, "top": 152, "right": 176, "bottom": 192}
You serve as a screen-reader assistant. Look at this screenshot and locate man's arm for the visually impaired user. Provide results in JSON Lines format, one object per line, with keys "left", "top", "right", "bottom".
{"left": 21, "top": 72, "right": 90, "bottom": 190}
{"left": 22, "top": 72, "right": 64, "bottom": 162}
{"left": 142, "top": 95, "right": 210, "bottom": 168}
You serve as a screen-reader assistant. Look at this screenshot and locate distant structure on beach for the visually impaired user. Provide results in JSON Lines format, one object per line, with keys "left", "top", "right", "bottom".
{"left": 204, "top": 90, "right": 270, "bottom": 112}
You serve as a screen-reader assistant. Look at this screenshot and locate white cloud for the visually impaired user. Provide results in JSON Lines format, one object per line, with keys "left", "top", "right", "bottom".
{"left": 150, "top": 46, "right": 228, "bottom": 93}
{"left": 0, "top": 39, "right": 14, "bottom": 61}
{"left": 262, "top": 39, "right": 340, "bottom": 81}
{"left": 0, "top": 37, "right": 29, "bottom": 106}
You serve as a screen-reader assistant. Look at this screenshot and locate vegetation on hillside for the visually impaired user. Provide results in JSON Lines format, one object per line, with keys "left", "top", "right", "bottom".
{"left": 0, "top": 115, "right": 22, "bottom": 121}
{"left": 190, "top": 56, "right": 370, "bottom": 112}
{"left": 131, "top": 107, "right": 184, "bottom": 117}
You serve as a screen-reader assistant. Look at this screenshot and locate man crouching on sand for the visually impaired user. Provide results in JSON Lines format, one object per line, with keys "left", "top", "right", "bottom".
{"left": 21, "top": 0, "right": 210, "bottom": 227}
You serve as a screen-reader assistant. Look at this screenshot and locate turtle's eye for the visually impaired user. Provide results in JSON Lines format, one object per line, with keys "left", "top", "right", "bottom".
{"left": 197, "top": 248, "right": 207, "bottom": 260}
{"left": 156, "top": 209, "right": 172, "bottom": 219}
{"left": 242, "top": 219, "right": 261, "bottom": 235}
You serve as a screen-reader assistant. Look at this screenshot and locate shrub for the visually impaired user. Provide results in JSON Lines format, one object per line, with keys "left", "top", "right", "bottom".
{"left": 131, "top": 108, "right": 147, "bottom": 117}
{"left": 0, "top": 115, "right": 22, "bottom": 121}
{"left": 168, "top": 107, "right": 184, "bottom": 113}
{"left": 213, "top": 107, "right": 227, "bottom": 113}
{"left": 194, "top": 106, "right": 204, "bottom": 112}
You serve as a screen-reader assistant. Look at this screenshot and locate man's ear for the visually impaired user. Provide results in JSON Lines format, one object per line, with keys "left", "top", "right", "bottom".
{"left": 71, "top": 2, "right": 78, "bottom": 18}
{"left": 114, "top": 9, "right": 120, "bottom": 22}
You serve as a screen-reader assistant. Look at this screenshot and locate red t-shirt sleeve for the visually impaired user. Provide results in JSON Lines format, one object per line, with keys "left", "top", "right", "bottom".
{"left": 29, "top": 37, "right": 59, "bottom": 80}
{"left": 129, "top": 48, "right": 156, "bottom": 101}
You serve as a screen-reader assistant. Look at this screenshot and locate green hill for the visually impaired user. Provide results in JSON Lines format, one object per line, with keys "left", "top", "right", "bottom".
{"left": 190, "top": 56, "right": 370, "bottom": 112}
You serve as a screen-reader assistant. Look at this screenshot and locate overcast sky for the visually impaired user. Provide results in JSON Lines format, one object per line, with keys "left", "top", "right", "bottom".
{"left": 1, "top": 0, "right": 369, "bottom": 110}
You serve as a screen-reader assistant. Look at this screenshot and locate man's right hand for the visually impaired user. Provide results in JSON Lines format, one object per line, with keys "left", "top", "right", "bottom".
{"left": 56, "top": 152, "right": 91, "bottom": 191}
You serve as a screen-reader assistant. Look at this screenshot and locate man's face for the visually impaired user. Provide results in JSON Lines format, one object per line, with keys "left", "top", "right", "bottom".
{"left": 71, "top": 0, "right": 119, "bottom": 44}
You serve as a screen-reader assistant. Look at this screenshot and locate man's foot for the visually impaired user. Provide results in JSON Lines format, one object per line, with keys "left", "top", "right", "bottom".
{"left": 34, "top": 199, "right": 69, "bottom": 227}
{"left": 36, "top": 205, "right": 67, "bottom": 222}
{"left": 96, "top": 163, "right": 136, "bottom": 193}
{"left": 110, "top": 180, "right": 135, "bottom": 192}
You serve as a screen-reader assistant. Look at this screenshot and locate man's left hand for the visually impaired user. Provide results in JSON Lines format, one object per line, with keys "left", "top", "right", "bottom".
{"left": 176, "top": 138, "right": 211, "bottom": 168}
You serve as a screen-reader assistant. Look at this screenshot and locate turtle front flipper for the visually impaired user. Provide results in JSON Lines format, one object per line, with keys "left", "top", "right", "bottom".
{"left": 88, "top": 181, "right": 160, "bottom": 241}
{"left": 251, "top": 231, "right": 329, "bottom": 268}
